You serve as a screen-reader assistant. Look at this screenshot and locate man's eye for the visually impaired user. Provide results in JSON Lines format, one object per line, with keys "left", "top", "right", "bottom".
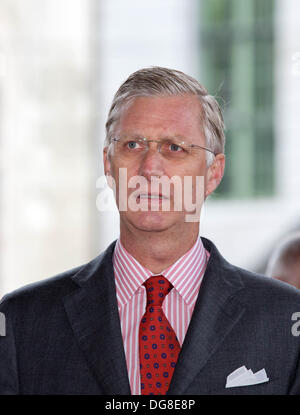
{"left": 169, "top": 143, "right": 184, "bottom": 152}
{"left": 126, "top": 140, "right": 140, "bottom": 149}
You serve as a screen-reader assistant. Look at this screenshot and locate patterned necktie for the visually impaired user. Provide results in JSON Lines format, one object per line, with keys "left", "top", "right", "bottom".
{"left": 139, "top": 275, "right": 181, "bottom": 395}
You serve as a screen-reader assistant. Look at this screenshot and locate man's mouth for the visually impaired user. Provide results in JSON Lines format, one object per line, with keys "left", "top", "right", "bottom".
{"left": 138, "top": 193, "right": 169, "bottom": 200}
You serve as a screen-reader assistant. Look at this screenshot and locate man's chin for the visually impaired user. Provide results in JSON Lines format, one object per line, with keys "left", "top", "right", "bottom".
{"left": 121, "top": 211, "right": 180, "bottom": 233}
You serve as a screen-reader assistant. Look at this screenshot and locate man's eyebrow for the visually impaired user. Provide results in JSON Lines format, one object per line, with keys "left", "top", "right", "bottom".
{"left": 164, "top": 135, "right": 187, "bottom": 141}
{"left": 119, "top": 132, "right": 188, "bottom": 141}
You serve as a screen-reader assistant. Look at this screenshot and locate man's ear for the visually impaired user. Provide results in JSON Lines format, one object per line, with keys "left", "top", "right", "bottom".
{"left": 103, "top": 146, "right": 111, "bottom": 176}
{"left": 205, "top": 153, "right": 225, "bottom": 198}
{"left": 103, "top": 146, "right": 113, "bottom": 189}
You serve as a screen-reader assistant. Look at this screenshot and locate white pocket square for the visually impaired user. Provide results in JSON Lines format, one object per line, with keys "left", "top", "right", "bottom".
{"left": 226, "top": 365, "right": 269, "bottom": 388}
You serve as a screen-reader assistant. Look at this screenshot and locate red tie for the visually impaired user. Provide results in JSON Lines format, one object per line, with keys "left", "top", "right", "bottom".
{"left": 139, "top": 275, "right": 181, "bottom": 395}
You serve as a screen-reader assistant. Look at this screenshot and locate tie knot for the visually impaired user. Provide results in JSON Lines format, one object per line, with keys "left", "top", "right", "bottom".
{"left": 143, "top": 275, "right": 173, "bottom": 307}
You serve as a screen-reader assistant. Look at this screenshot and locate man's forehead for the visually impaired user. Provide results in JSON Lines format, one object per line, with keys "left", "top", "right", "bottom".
{"left": 117, "top": 95, "right": 204, "bottom": 137}
{"left": 121, "top": 94, "right": 202, "bottom": 113}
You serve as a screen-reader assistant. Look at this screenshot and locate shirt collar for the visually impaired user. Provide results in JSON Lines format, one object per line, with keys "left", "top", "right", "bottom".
{"left": 113, "top": 236, "right": 208, "bottom": 309}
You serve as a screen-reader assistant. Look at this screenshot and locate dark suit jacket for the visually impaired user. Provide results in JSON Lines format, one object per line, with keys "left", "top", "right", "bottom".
{"left": 1, "top": 237, "right": 300, "bottom": 395}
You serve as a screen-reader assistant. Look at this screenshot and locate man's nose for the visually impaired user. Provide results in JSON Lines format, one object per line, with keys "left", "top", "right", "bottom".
{"left": 138, "top": 146, "right": 165, "bottom": 181}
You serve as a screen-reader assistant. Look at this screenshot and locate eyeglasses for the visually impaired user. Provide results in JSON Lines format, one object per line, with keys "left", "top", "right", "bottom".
{"left": 110, "top": 136, "right": 216, "bottom": 161}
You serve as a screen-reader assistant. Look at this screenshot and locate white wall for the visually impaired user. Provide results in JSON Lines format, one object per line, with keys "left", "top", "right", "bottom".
{"left": 0, "top": 0, "right": 95, "bottom": 295}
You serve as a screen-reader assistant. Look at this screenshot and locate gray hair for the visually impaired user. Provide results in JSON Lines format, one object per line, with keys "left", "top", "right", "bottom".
{"left": 266, "top": 232, "right": 300, "bottom": 278}
{"left": 105, "top": 66, "right": 225, "bottom": 165}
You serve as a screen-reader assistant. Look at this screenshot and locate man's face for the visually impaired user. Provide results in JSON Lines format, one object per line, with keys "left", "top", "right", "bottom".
{"left": 104, "top": 95, "right": 224, "bottom": 234}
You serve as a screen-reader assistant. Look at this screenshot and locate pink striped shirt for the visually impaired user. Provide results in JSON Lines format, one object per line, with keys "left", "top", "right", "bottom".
{"left": 113, "top": 236, "right": 208, "bottom": 395}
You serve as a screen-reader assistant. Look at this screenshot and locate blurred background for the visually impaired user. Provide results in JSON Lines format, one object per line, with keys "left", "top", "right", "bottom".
{"left": 1, "top": 0, "right": 300, "bottom": 295}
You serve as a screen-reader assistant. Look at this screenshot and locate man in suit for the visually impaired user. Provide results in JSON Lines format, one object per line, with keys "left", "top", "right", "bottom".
{"left": 1, "top": 66, "right": 300, "bottom": 395}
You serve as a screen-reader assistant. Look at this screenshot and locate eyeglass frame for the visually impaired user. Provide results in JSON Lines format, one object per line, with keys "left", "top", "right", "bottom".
{"left": 110, "top": 136, "right": 217, "bottom": 157}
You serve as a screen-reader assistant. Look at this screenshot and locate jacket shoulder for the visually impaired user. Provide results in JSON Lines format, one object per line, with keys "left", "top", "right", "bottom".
{"left": 202, "top": 236, "right": 300, "bottom": 306}
{"left": 0, "top": 240, "right": 117, "bottom": 314}
{"left": 235, "top": 265, "right": 300, "bottom": 306}
{"left": 0, "top": 263, "right": 84, "bottom": 312}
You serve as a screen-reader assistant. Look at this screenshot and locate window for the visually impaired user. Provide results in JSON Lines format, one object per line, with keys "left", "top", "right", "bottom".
{"left": 199, "top": 0, "right": 275, "bottom": 198}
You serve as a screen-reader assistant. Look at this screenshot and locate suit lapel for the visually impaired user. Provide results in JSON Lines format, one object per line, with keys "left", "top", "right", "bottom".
{"left": 63, "top": 241, "right": 131, "bottom": 395}
{"left": 168, "top": 238, "right": 246, "bottom": 395}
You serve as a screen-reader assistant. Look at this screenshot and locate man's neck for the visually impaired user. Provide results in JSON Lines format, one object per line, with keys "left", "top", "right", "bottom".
{"left": 119, "top": 226, "right": 200, "bottom": 274}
